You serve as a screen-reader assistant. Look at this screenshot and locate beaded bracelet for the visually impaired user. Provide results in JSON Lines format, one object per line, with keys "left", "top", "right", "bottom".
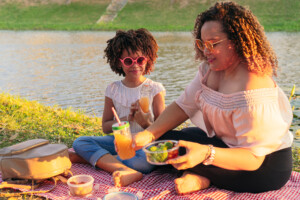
{"left": 203, "top": 145, "right": 215, "bottom": 165}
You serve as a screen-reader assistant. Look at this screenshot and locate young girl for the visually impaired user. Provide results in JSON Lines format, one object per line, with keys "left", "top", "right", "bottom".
{"left": 71, "top": 28, "right": 165, "bottom": 187}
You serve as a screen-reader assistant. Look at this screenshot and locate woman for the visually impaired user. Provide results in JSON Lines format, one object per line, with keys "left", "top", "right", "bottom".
{"left": 133, "top": 1, "right": 293, "bottom": 194}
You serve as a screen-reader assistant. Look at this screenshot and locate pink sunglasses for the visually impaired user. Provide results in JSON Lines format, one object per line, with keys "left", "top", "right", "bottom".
{"left": 119, "top": 56, "right": 147, "bottom": 67}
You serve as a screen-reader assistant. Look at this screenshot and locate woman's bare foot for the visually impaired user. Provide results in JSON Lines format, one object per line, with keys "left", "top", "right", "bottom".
{"left": 112, "top": 169, "right": 143, "bottom": 187}
{"left": 68, "top": 151, "right": 88, "bottom": 164}
{"left": 174, "top": 171, "right": 210, "bottom": 195}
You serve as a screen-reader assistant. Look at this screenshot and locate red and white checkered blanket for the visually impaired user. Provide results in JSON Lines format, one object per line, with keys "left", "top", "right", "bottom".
{"left": 1, "top": 163, "right": 300, "bottom": 200}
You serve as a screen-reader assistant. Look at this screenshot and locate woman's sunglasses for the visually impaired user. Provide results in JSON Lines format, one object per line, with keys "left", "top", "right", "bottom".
{"left": 119, "top": 56, "right": 147, "bottom": 67}
{"left": 195, "top": 39, "right": 226, "bottom": 51}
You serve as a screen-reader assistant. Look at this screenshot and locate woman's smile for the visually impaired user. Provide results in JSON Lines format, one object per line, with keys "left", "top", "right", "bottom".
{"left": 207, "top": 57, "right": 215, "bottom": 63}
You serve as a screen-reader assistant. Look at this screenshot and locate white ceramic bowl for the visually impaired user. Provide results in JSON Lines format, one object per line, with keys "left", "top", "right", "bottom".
{"left": 142, "top": 140, "right": 179, "bottom": 165}
{"left": 67, "top": 175, "right": 94, "bottom": 196}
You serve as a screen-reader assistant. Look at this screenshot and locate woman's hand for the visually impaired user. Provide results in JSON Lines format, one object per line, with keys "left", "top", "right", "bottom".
{"left": 167, "top": 140, "right": 209, "bottom": 170}
{"left": 133, "top": 130, "right": 155, "bottom": 150}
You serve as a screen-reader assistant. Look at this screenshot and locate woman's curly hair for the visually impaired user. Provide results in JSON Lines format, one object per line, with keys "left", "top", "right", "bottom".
{"left": 193, "top": 1, "right": 278, "bottom": 76}
{"left": 104, "top": 28, "right": 158, "bottom": 77}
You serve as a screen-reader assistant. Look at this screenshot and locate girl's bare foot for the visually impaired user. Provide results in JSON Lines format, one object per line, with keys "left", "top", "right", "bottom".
{"left": 112, "top": 169, "right": 143, "bottom": 187}
{"left": 68, "top": 151, "right": 88, "bottom": 164}
{"left": 174, "top": 171, "right": 210, "bottom": 195}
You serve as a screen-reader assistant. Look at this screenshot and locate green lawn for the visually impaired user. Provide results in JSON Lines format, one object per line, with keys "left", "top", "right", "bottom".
{"left": 0, "top": 0, "right": 299, "bottom": 31}
{"left": 0, "top": 92, "right": 104, "bottom": 148}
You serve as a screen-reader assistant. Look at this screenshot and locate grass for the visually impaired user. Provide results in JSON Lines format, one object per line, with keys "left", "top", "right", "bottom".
{"left": 294, "top": 147, "right": 300, "bottom": 172}
{"left": 0, "top": 2, "right": 108, "bottom": 31}
{"left": 0, "top": 0, "right": 299, "bottom": 31}
{"left": 0, "top": 92, "right": 104, "bottom": 149}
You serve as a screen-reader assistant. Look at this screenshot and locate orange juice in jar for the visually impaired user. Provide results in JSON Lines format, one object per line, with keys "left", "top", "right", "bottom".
{"left": 112, "top": 121, "right": 135, "bottom": 160}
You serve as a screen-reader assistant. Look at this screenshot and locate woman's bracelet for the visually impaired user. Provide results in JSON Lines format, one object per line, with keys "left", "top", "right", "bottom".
{"left": 203, "top": 145, "right": 215, "bottom": 165}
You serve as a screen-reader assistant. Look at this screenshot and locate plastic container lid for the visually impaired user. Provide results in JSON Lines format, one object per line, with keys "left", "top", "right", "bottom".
{"left": 103, "top": 191, "right": 138, "bottom": 200}
{"left": 112, "top": 121, "right": 129, "bottom": 130}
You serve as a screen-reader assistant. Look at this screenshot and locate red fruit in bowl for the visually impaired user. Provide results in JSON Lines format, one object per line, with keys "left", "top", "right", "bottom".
{"left": 168, "top": 149, "right": 179, "bottom": 159}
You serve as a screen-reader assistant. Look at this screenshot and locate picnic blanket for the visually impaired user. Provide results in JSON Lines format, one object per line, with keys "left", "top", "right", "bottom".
{"left": 1, "top": 163, "right": 300, "bottom": 200}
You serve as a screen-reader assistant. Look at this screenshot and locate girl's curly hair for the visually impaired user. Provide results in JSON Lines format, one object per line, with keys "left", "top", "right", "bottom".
{"left": 104, "top": 28, "right": 158, "bottom": 77}
{"left": 193, "top": 1, "right": 278, "bottom": 76}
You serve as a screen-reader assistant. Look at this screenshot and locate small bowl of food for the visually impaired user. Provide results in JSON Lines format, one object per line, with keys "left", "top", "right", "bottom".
{"left": 67, "top": 175, "right": 94, "bottom": 197}
{"left": 142, "top": 140, "right": 179, "bottom": 165}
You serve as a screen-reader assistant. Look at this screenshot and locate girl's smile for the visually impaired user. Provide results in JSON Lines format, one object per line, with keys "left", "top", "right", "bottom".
{"left": 129, "top": 67, "right": 143, "bottom": 73}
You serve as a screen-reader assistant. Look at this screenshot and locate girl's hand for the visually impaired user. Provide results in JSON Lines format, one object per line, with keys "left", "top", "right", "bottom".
{"left": 167, "top": 140, "right": 210, "bottom": 170}
{"left": 128, "top": 101, "right": 139, "bottom": 122}
{"left": 133, "top": 130, "right": 155, "bottom": 150}
{"left": 129, "top": 100, "right": 152, "bottom": 128}
{"left": 119, "top": 116, "right": 128, "bottom": 122}
{"left": 133, "top": 104, "right": 152, "bottom": 129}
{"left": 114, "top": 139, "right": 119, "bottom": 153}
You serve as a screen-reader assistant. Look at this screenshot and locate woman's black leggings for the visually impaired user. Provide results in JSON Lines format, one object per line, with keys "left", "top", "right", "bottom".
{"left": 158, "top": 127, "right": 293, "bottom": 193}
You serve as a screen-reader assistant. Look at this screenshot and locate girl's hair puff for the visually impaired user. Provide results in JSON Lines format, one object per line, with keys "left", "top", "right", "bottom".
{"left": 104, "top": 28, "right": 158, "bottom": 76}
{"left": 193, "top": 1, "right": 278, "bottom": 76}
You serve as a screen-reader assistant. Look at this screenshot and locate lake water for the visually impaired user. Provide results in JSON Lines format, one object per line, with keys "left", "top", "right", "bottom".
{"left": 0, "top": 31, "right": 299, "bottom": 146}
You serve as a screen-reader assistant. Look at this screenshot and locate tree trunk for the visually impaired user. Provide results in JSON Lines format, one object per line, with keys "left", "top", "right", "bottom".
{"left": 96, "top": 0, "right": 128, "bottom": 24}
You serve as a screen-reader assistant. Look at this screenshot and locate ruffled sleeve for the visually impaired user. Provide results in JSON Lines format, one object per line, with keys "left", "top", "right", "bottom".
{"left": 150, "top": 80, "right": 166, "bottom": 97}
{"left": 105, "top": 82, "right": 116, "bottom": 100}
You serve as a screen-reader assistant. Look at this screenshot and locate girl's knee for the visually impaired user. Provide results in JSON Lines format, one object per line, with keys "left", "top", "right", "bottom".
{"left": 73, "top": 136, "right": 92, "bottom": 150}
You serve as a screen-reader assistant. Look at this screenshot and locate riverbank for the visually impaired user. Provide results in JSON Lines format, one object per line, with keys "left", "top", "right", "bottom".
{"left": 0, "top": 92, "right": 103, "bottom": 148}
{"left": 0, "top": 0, "right": 299, "bottom": 31}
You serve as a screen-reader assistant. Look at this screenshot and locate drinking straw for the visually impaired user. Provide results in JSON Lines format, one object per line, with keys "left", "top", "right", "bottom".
{"left": 111, "top": 107, "right": 121, "bottom": 126}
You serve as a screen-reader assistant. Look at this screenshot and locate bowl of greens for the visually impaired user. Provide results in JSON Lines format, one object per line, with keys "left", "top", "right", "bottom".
{"left": 142, "top": 140, "right": 179, "bottom": 165}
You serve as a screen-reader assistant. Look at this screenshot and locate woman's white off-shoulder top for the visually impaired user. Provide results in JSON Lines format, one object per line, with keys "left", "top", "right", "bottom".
{"left": 176, "top": 62, "right": 293, "bottom": 156}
